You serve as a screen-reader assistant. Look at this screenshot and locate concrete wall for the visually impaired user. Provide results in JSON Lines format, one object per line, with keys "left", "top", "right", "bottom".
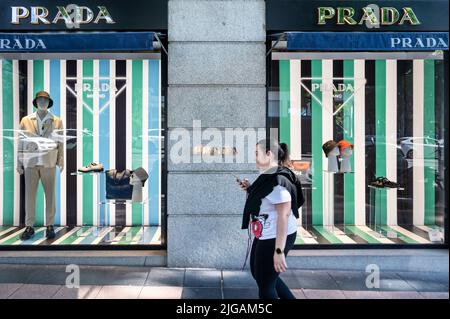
{"left": 167, "top": 0, "right": 266, "bottom": 268}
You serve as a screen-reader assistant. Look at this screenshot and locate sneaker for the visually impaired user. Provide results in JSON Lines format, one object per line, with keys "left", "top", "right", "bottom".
{"left": 20, "top": 226, "right": 35, "bottom": 240}
{"left": 370, "top": 176, "right": 400, "bottom": 188}
{"left": 46, "top": 225, "right": 56, "bottom": 239}
{"left": 78, "top": 162, "right": 104, "bottom": 173}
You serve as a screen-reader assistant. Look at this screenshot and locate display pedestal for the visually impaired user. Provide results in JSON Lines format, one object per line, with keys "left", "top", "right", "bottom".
{"left": 323, "top": 170, "right": 354, "bottom": 233}
{"left": 299, "top": 186, "right": 317, "bottom": 238}
{"left": 71, "top": 171, "right": 148, "bottom": 244}
{"left": 368, "top": 185, "right": 404, "bottom": 238}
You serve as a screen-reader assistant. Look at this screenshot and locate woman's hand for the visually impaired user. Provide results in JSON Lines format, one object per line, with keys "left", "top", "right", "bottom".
{"left": 238, "top": 178, "right": 250, "bottom": 191}
{"left": 273, "top": 251, "right": 287, "bottom": 273}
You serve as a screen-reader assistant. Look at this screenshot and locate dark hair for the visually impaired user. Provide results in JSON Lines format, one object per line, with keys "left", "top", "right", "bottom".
{"left": 257, "top": 139, "right": 291, "bottom": 166}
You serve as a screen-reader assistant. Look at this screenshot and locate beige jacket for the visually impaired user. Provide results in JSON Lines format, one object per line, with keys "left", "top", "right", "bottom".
{"left": 18, "top": 112, "right": 64, "bottom": 169}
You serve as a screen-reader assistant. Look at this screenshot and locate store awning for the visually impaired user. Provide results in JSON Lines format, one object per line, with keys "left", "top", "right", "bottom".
{"left": 0, "top": 32, "right": 155, "bottom": 52}
{"left": 285, "top": 32, "right": 449, "bottom": 51}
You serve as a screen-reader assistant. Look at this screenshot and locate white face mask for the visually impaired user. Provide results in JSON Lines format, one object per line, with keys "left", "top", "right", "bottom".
{"left": 36, "top": 97, "right": 49, "bottom": 111}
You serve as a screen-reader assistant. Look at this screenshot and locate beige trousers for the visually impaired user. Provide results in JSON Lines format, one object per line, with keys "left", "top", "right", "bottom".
{"left": 24, "top": 166, "right": 56, "bottom": 227}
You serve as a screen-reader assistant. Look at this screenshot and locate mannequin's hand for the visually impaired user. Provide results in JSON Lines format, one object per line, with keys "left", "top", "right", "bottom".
{"left": 16, "top": 166, "right": 24, "bottom": 175}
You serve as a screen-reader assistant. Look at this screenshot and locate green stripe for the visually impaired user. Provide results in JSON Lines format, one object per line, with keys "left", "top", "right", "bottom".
{"left": 132, "top": 60, "right": 143, "bottom": 226}
{"left": 375, "top": 60, "right": 387, "bottom": 225}
{"left": 82, "top": 61, "right": 94, "bottom": 226}
{"left": 33, "top": 60, "right": 45, "bottom": 226}
{"left": 294, "top": 233, "right": 305, "bottom": 244}
{"left": 2, "top": 60, "right": 14, "bottom": 225}
{"left": 343, "top": 60, "right": 355, "bottom": 225}
{"left": 311, "top": 60, "right": 323, "bottom": 225}
{"left": 59, "top": 227, "right": 87, "bottom": 244}
{"left": 344, "top": 226, "right": 381, "bottom": 244}
{"left": 423, "top": 60, "right": 435, "bottom": 226}
{"left": 118, "top": 226, "right": 141, "bottom": 244}
{"left": 313, "top": 226, "right": 343, "bottom": 244}
{"left": 279, "top": 60, "right": 290, "bottom": 147}
{"left": 379, "top": 226, "right": 419, "bottom": 244}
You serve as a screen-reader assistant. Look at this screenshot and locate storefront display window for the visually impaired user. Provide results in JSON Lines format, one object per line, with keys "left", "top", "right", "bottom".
{"left": 269, "top": 50, "right": 446, "bottom": 245}
{"left": 0, "top": 54, "right": 164, "bottom": 246}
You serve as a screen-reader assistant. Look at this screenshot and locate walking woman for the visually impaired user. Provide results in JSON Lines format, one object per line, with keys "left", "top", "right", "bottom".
{"left": 238, "top": 139, "right": 304, "bottom": 299}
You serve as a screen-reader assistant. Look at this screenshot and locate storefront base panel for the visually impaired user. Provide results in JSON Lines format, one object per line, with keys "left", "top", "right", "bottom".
{"left": 0, "top": 250, "right": 166, "bottom": 267}
{"left": 0, "top": 226, "right": 161, "bottom": 247}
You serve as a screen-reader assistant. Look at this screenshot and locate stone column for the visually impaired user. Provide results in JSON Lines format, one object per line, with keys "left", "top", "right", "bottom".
{"left": 167, "top": 0, "right": 266, "bottom": 268}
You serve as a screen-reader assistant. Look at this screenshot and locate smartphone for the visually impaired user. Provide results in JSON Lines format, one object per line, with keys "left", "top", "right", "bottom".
{"left": 230, "top": 173, "right": 241, "bottom": 183}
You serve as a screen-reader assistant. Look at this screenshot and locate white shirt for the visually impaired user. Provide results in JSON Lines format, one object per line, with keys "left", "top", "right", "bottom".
{"left": 256, "top": 185, "right": 298, "bottom": 240}
{"left": 36, "top": 111, "right": 53, "bottom": 136}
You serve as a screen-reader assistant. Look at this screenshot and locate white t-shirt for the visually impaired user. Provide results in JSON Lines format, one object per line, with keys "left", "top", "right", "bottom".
{"left": 255, "top": 185, "right": 298, "bottom": 240}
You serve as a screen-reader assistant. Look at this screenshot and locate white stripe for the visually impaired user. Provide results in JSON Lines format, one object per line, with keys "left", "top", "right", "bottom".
{"left": 322, "top": 60, "right": 334, "bottom": 227}
{"left": 356, "top": 225, "right": 395, "bottom": 244}
{"left": 142, "top": 60, "right": 150, "bottom": 226}
{"left": 151, "top": 226, "right": 161, "bottom": 243}
{"left": 51, "top": 226, "right": 81, "bottom": 245}
{"left": 131, "top": 227, "right": 145, "bottom": 244}
{"left": 32, "top": 227, "right": 64, "bottom": 245}
{"left": 299, "top": 227, "right": 319, "bottom": 244}
{"left": 91, "top": 226, "right": 114, "bottom": 244}
{"left": 27, "top": 60, "right": 34, "bottom": 114}
{"left": 354, "top": 60, "right": 366, "bottom": 226}
{"left": 109, "top": 60, "right": 116, "bottom": 226}
{"left": 0, "top": 227, "right": 16, "bottom": 237}
{"left": 0, "top": 228, "right": 25, "bottom": 244}
{"left": 385, "top": 60, "right": 398, "bottom": 226}
{"left": 331, "top": 227, "right": 357, "bottom": 244}
{"left": 290, "top": 60, "right": 301, "bottom": 160}
{"left": 390, "top": 225, "right": 430, "bottom": 244}
{"left": 12, "top": 60, "right": 20, "bottom": 226}
{"left": 111, "top": 226, "right": 131, "bottom": 244}
{"left": 42, "top": 60, "right": 50, "bottom": 224}
{"left": 71, "top": 226, "right": 95, "bottom": 244}
{"left": 126, "top": 60, "right": 132, "bottom": 226}
{"left": 93, "top": 60, "right": 100, "bottom": 226}
{"left": 60, "top": 60, "right": 67, "bottom": 226}
{"left": 77, "top": 60, "right": 83, "bottom": 226}
{"left": 0, "top": 60, "right": 3, "bottom": 226}
{"left": 413, "top": 60, "right": 425, "bottom": 226}
{"left": 157, "top": 60, "right": 162, "bottom": 226}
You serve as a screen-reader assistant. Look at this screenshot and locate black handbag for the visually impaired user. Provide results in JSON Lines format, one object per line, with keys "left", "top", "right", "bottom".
{"left": 105, "top": 169, "right": 133, "bottom": 200}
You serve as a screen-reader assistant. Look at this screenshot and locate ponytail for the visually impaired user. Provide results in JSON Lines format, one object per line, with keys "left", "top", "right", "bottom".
{"left": 257, "top": 139, "right": 291, "bottom": 167}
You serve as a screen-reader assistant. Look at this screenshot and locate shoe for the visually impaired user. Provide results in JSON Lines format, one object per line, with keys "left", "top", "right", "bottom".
{"left": 78, "top": 162, "right": 104, "bottom": 173}
{"left": 370, "top": 176, "right": 399, "bottom": 188}
{"left": 46, "top": 225, "right": 56, "bottom": 239}
{"left": 20, "top": 226, "right": 35, "bottom": 240}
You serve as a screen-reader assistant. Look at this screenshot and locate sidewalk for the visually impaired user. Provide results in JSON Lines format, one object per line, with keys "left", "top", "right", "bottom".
{"left": 0, "top": 264, "right": 448, "bottom": 299}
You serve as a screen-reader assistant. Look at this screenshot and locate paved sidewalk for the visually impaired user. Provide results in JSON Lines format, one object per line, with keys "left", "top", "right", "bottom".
{"left": 0, "top": 264, "right": 448, "bottom": 299}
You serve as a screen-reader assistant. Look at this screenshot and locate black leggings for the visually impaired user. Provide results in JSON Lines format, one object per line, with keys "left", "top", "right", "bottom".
{"left": 250, "top": 232, "right": 297, "bottom": 299}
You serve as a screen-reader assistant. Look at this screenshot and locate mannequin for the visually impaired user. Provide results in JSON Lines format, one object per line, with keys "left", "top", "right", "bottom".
{"left": 337, "top": 139, "right": 354, "bottom": 173}
{"left": 327, "top": 146, "right": 340, "bottom": 172}
{"left": 17, "top": 91, "right": 64, "bottom": 240}
{"left": 322, "top": 140, "right": 339, "bottom": 173}
{"left": 130, "top": 167, "right": 149, "bottom": 203}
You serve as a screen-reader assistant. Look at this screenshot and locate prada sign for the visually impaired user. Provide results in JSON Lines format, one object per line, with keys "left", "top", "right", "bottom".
{"left": 317, "top": 6, "right": 421, "bottom": 27}
{"left": 11, "top": 5, "right": 115, "bottom": 28}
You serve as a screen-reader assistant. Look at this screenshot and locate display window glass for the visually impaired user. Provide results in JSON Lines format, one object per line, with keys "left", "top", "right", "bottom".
{"left": 269, "top": 51, "right": 446, "bottom": 245}
{"left": 0, "top": 53, "right": 164, "bottom": 246}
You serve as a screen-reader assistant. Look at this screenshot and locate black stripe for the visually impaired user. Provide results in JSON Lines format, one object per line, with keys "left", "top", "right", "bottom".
{"left": 18, "top": 60, "right": 27, "bottom": 226}
{"left": 336, "top": 225, "right": 369, "bottom": 244}
{"left": 300, "top": 60, "right": 312, "bottom": 228}
{"left": 364, "top": 60, "right": 376, "bottom": 225}
{"left": 66, "top": 60, "right": 77, "bottom": 226}
{"left": 397, "top": 60, "right": 414, "bottom": 226}
{"left": 333, "top": 60, "right": 344, "bottom": 225}
{"left": 115, "top": 60, "right": 127, "bottom": 226}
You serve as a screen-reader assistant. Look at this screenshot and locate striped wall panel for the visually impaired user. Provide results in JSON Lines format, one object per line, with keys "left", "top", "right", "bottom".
{"left": 0, "top": 59, "right": 162, "bottom": 227}
{"left": 277, "top": 58, "right": 444, "bottom": 229}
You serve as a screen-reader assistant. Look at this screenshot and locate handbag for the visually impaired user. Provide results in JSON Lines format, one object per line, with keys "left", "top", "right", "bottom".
{"left": 105, "top": 169, "right": 133, "bottom": 200}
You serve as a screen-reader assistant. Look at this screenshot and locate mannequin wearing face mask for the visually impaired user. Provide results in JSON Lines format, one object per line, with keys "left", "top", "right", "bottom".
{"left": 17, "top": 91, "right": 64, "bottom": 241}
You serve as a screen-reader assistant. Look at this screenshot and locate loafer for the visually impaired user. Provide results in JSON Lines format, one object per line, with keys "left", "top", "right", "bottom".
{"left": 78, "top": 162, "right": 104, "bottom": 173}
{"left": 46, "top": 225, "right": 56, "bottom": 239}
{"left": 20, "top": 226, "right": 35, "bottom": 240}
